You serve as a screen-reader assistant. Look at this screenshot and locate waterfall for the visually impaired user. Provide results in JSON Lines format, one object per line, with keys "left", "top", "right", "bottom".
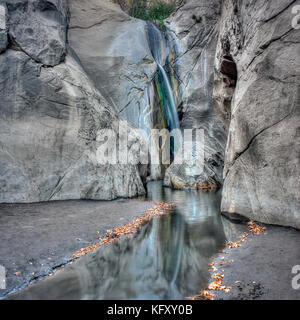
{"left": 145, "top": 23, "right": 182, "bottom": 294}
{"left": 146, "top": 21, "right": 180, "bottom": 132}
{"left": 157, "top": 63, "right": 180, "bottom": 131}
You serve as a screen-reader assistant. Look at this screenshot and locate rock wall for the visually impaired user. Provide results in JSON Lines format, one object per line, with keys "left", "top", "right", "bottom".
{"left": 213, "top": 0, "right": 300, "bottom": 229}
{"left": 68, "top": 0, "right": 158, "bottom": 130}
{"left": 163, "top": 0, "right": 227, "bottom": 190}
{"left": 68, "top": 0, "right": 174, "bottom": 180}
{"left": 0, "top": 0, "right": 145, "bottom": 203}
{"left": 68, "top": 0, "right": 228, "bottom": 188}
{"left": 0, "top": 0, "right": 299, "bottom": 230}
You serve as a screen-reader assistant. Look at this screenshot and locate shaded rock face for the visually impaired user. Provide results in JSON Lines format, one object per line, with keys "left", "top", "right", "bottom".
{"left": 213, "top": 47, "right": 237, "bottom": 132}
{"left": 68, "top": 0, "right": 157, "bottom": 130}
{"left": 163, "top": 0, "right": 227, "bottom": 190}
{"left": 213, "top": 0, "right": 300, "bottom": 229}
{"left": 0, "top": 0, "right": 145, "bottom": 203}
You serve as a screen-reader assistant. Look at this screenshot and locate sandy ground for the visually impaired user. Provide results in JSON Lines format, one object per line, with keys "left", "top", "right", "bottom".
{"left": 0, "top": 198, "right": 154, "bottom": 298}
{"left": 210, "top": 224, "right": 300, "bottom": 300}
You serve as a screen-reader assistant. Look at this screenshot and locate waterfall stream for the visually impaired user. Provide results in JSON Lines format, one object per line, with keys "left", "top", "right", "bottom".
{"left": 146, "top": 21, "right": 180, "bottom": 132}
{"left": 157, "top": 63, "right": 180, "bottom": 131}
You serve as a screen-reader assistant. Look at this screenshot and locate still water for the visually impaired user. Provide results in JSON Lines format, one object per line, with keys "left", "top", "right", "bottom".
{"left": 11, "top": 181, "right": 246, "bottom": 300}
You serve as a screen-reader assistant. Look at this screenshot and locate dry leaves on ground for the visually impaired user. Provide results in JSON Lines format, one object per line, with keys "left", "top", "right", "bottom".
{"left": 186, "top": 221, "right": 266, "bottom": 300}
{"left": 72, "top": 202, "right": 176, "bottom": 259}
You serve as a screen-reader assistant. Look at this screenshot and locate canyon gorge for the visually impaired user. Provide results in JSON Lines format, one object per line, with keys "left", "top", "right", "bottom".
{"left": 0, "top": 0, "right": 300, "bottom": 301}
{"left": 0, "top": 0, "right": 298, "bottom": 228}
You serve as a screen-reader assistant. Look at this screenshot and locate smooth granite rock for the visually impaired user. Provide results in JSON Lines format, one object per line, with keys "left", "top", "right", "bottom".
{"left": 214, "top": 0, "right": 300, "bottom": 229}
{"left": 0, "top": 49, "right": 145, "bottom": 203}
{"left": 0, "top": 0, "right": 148, "bottom": 203}
{"left": 68, "top": 0, "right": 157, "bottom": 129}
{"left": 68, "top": 0, "right": 175, "bottom": 181}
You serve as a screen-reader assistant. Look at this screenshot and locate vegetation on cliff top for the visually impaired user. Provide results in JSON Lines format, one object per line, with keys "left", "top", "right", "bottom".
{"left": 130, "top": 0, "right": 176, "bottom": 21}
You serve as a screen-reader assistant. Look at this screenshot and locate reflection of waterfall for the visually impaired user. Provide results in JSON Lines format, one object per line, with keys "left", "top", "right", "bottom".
{"left": 167, "top": 211, "right": 184, "bottom": 298}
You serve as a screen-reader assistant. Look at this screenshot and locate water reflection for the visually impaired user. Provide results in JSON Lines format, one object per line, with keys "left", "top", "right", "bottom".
{"left": 11, "top": 181, "right": 245, "bottom": 300}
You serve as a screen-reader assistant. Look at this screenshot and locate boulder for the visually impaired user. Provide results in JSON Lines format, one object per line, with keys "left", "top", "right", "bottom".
{"left": 5, "top": 0, "right": 68, "bottom": 66}
{"left": 0, "top": 0, "right": 146, "bottom": 203}
{"left": 0, "top": 49, "right": 145, "bottom": 203}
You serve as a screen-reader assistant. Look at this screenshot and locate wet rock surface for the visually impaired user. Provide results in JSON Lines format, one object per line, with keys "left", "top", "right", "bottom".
{"left": 69, "top": 0, "right": 228, "bottom": 188}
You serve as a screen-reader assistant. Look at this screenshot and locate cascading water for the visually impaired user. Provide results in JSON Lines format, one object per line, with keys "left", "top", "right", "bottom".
{"left": 157, "top": 64, "right": 180, "bottom": 131}
{"left": 146, "top": 22, "right": 180, "bottom": 132}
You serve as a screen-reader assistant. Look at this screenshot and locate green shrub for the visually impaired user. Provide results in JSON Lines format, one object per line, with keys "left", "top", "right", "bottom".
{"left": 130, "top": 0, "right": 176, "bottom": 21}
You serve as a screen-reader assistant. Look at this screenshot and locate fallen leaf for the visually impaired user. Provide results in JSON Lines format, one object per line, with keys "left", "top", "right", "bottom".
{"left": 72, "top": 202, "right": 176, "bottom": 259}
